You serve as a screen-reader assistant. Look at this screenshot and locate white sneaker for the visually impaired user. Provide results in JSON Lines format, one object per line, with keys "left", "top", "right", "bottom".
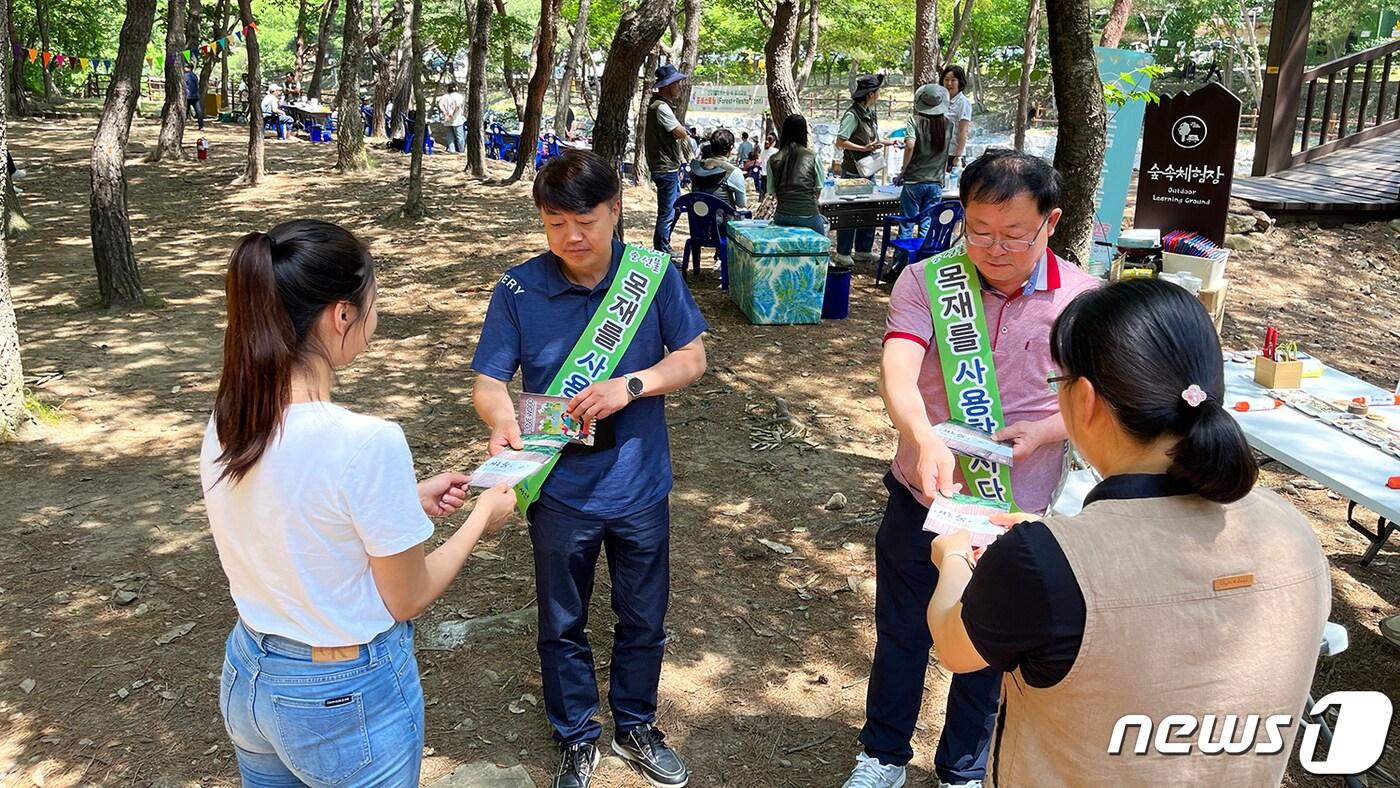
{"left": 938, "top": 781, "right": 983, "bottom": 788}
{"left": 853, "top": 251, "right": 877, "bottom": 263}
{"left": 832, "top": 253, "right": 855, "bottom": 266}
{"left": 841, "top": 753, "right": 906, "bottom": 788}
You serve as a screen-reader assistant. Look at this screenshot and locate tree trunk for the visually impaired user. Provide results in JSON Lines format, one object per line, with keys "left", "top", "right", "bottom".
{"left": 1046, "top": 0, "right": 1105, "bottom": 264}
{"left": 6, "top": 0, "right": 25, "bottom": 116}
{"left": 293, "top": 0, "right": 312, "bottom": 84}
{"left": 673, "top": 0, "right": 700, "bottom": 124}
{"left": 200, "top": 0, "right": 230, "bottom": 105}
{"left": 219, "top": 0, "right": 232, "bottom": 106}
{"left": 763, "top": 0, "right": 801, "bottom": 128}
{"left": 386, "top": 0, "right": 413, "bottom": 137}
{"left": 1098, "top": 0, "right": 1131, "bottom": 48}
{"left": 496, "top": 0, "right": 523, "bottom": 121}
{"left": 0, "top": 0, "right": 23, "bottom": 434}
{"left": 401, "top": 0, "right": 426, "bottom": 217}
{"left": 912, "top": 0, "right": 938, "bottom": 85}
{"left": 505, "top": 0, "right": 560, "bottom": 182}
{"left": 36, "top": 0, "right": 54, "bottom": 98}
{"left": 309, "top": 0, "right": 341, "bottom": 100}
{"left": 233, "top": 0, "right": 263, "bottom": 186}
{"left": 578, "top": 51, "right": 596, "bottom": 119}
{"left": 367, "top": 0, "right": 401, "bottom": 139}
{"left": 89, "top": 0, "right": 156, "bottom": 309}
{"left": 552, "top": 0, "right": 589, "bottom": 137}
{"left": 792, "top": 0, "right": 818, "bottom": 95}
{"left": 629, "top": 48, "right": 657, "bottom": 181}
{"left": 334, "top": 0, "right": 366, "bottom": 170}
{"left": 186, "top": 0, "right": 202, "bottom": 52}
{"left": 150, "top": 0, "right": 189, "bottom": 162}
{"left": 1013, "top": 0, "right": 1040, "bottom": 151}
{"left": 589, "top": 0, "right": 673, "bottom": 173}
{"left": 464, "top": 0, "right": 492, "bottom": 176}
{"left": 942, "top": 0, "right": 973, "bottom": 66}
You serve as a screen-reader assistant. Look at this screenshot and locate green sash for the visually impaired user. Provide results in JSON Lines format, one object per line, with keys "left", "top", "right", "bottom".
{"left": 922, "top": 245, "right": 1018, "bottom": 508}
{"left": 513, "top": 244, "right": 669, "bottom": 513}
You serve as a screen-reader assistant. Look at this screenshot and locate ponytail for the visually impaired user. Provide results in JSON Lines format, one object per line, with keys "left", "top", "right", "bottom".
{"left": 212, "top": 233, "right": 297, "bottom": 485}
{"left": 1166, "top": 402, "right": 1258, "bottom": 503}
{"left": 1051, "top": 279, "right": 1258, "bottom": 504}
{"left": 211, "top": 220, "right": 375, "bottom": 486}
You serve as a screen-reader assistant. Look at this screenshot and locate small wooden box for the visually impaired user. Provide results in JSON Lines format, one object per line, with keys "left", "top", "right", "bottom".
{"left": 1254, "top": 356, "right": 1304, "bottom": 389}
{"left": 1197, "top": 280, "right": 1228, "bottom": 334}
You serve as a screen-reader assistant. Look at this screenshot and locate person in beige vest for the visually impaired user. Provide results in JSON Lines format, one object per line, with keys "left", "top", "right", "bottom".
{"left": 926, "top": 278, "right": 1331, "bottom": 787}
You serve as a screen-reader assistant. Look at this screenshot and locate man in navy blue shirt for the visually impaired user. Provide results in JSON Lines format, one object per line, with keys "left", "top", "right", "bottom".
{"left": 472, "top": 150, "right": 707, "bottom": 788}
{"left": 183, "top": 62, "right": 203, "bottom": 130}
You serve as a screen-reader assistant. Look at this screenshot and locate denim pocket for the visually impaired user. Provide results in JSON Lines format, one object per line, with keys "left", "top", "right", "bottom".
{"left": 271, "top": 692, "right": 372, "bottom": 785}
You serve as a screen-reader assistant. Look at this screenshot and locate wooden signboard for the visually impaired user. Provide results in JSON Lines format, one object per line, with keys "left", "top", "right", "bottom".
{"left": 1133, "top": 82, "right": 1243, "bottom": 246}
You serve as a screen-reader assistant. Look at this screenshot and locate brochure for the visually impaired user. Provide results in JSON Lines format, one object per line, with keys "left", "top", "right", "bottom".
{"left": 933, "top": 420, "right": 1015, "bottom": 467}
{"left": 921, "top": 493, "right": 1012, "bottom": 548}
{"left": 518, "top": 392, "right": 595, "bottom": 446}
{"left": 467, "top": 435, "right": 570, "bottom": 488}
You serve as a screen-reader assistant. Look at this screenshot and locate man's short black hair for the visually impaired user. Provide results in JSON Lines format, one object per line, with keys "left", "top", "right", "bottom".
{"left": 533, "top": 150, "right": 621, "bottom": 213}
{"left": 709, "top": 129, "right": 735, "bottom": 157}
{"left": 448, "top": 82, "right": 459, "bottom": 93}
{"left": 741, "top": 132, "right": 749, "bottom": 140}
{"left": 959, "top": 148, "right": 1062, "bottom": 215}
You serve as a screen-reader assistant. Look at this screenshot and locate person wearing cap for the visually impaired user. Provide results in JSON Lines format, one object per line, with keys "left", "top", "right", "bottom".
{"left": 842, "top": 150, "right": 1098, "bottom": 788}
{"left": 183, "top": 62, "right": 204, "bottom": 131}
{"left": 644, "top": 64, "right": 694, "bottom": 259}
{"left": 889, "top": 84, "right": 952, "bottom": 278}
{"left": 834, "top": 74, "right": 895, "bottom": 267}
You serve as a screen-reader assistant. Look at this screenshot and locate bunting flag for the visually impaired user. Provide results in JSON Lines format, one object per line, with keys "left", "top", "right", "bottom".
{"left": 26, "top": 48, "right": 36, "bottom": 63}
{"left": 41, "top": 51, "right": 52, "bottom": 67}
{"left": 234, "top": 31, "right": 243, "bottom": 42}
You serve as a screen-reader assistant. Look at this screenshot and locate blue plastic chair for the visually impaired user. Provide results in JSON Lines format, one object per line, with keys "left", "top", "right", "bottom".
{"left": 534, "top": 134, "right": 560, "bottom": 169}
{"left": 876, "top": 200, "right": 964, "bottom": 283}
{"left": 501, "top": 132, "right": 520, "bottom": 162}
{"left": 403, "top": 127, "right": 434, "bottom": 155}
{"left": 672, "top": 192, "right": 737, "bottom": 289}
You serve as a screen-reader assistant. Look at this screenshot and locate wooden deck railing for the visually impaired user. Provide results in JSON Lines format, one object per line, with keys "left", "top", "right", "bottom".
{"left": 1288, "top": 38, "right": 1400, "bottom": 168}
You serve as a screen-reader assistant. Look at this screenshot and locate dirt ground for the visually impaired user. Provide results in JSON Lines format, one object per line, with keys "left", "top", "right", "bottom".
{"left": 0, "top": 114, "right": 1397, "bottom": 787}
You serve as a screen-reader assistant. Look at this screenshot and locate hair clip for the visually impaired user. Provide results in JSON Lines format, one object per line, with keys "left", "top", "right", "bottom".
{"left": 1181, "top": 384, "right": 1208, "bottom": 408}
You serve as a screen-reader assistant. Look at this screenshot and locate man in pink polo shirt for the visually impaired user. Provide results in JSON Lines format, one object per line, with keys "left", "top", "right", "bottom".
{"left": 842, "top": 150, "right": 1097, "bottom": 788}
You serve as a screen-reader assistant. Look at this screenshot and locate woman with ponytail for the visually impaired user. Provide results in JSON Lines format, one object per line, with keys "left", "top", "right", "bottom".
{"left": 201, "top": 219, "right": 516, "bottom": 785}
{"left": 923, "top": 279, "right": 1331, "bottom": 786}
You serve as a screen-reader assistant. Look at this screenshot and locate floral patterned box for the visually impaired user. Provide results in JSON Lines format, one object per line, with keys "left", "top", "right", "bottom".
{"left": 726, "top": 220, "right": 832, "bottom": 325}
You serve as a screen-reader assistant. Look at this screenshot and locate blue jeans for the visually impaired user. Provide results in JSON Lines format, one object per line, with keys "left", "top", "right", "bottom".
{"left": 220, "top": 619, "right": 424, "bottom": 787}
{"left": 774, "top": 211, "right": 828, "bottom": 237}
{"left": 859, "top": 474, "right": 1001, "bottom": 781}
{"left": 836, "top": 169, "right": 876, "bottom": 257}
{"left": 652, "top": 171, "right": 681, "bottom": 254}
{"left": 529, "top": 497, "right": 671, "bottom": 746}
{"left": 896, "top": 182, "right": 943, "bottom": 264}
{"left": 446, "top": 123, "right": 466, "bottom": 153}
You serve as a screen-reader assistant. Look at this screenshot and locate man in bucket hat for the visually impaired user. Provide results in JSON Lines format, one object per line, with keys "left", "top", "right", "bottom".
{"left": 645, "top": 64, "right": 694, "bottom": 260}
{"left": 887, "top": 83, "right": 953, "bottom": 279}
{"left": 834, "top": 73, "right": 894, "bottom": 268}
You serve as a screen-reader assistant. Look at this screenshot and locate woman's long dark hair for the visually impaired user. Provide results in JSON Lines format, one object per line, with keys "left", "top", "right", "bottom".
{"left": 772, "top": 114, "right": 812, "bottom": 191}
{"left": 1050, "top": 279, "right": 1257, "bottom": 503}
{"left": 212, "top": 220, "right": 376, "bottom": 485}
{"left": 778, "top": 113, "right": 808, "bottom": 150}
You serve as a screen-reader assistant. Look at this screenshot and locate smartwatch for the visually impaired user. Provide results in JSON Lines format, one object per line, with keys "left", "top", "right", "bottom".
{"left": 623, "top": 374, "right": 644, "bottom": 401}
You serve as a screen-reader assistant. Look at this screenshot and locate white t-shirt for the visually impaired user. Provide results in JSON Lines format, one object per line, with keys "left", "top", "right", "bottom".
{"left": 260, "top": 94, "right": 279, "bottom": 116}
{"left": 200, "top": 402, "right": 433, "bottom": 646}
{"left": 758, "top": 145, "right": 779, "bottom": 168}
{"left": 438, "top": 91, "right": 466, "bottom": 126}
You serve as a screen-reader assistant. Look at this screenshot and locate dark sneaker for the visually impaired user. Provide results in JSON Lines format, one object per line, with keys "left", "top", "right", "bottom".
{"left": 612, "top": 724, "right": 688, "bottom": 787}
{"left": 551, "top": 741, "right": 600, "bottom": 788}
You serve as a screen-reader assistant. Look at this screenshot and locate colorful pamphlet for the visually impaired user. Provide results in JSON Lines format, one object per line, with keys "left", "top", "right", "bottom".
{"left": 518, "top": 392, "right": 594, "bottom": 446}
{"left": 933, "top": 419, "right": 1015, "bottom": 467}
{"left": 921, "top": 493, "right": 1013, "bottom": 548}
{"left": 468, "top": 435, "right": 570, "bottom": 488}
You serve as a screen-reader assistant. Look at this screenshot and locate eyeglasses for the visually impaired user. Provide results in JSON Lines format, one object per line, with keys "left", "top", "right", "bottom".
{"left": 1047, "top": 372, "right": 1072, "bottom": 394}
{"left": 963, "top": 215, "right": 1050, "bottom": 253}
